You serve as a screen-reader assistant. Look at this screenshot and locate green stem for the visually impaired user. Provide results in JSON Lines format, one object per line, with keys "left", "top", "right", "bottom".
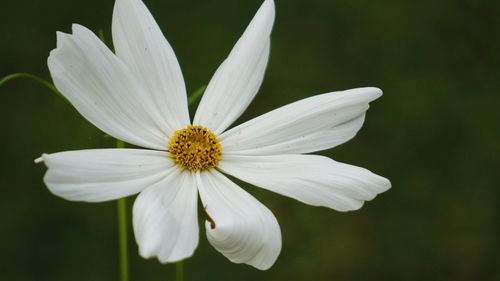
{"left": 116, "top": 140, "right": 129, "bottom": 281}
{"left": 0, "top": 73, "right": 69, "bottom": 104}
{"left": 98, "top": 29, "right": 106, "bottom": 43}
{"left": 176, "top": 260, "right": 184, "bottom": 281}
{"left": 188, "top": 85, "right": 206, "bottom": 106}
{"left": 117, "top": 198, "right": 129, "bottom": 281}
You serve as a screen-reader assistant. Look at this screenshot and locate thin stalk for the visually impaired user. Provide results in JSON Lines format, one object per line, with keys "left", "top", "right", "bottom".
{"left": 116, "top": 140, "right": 129, "bottom": 281}
{"left": 188, "top": 85, "right": 206, "bottom": 106}
{"left": 0, "top": 73, "right": 69, "bottom": 105}
{"left": 176, "top": 260, "right": 184, "bottom": 281}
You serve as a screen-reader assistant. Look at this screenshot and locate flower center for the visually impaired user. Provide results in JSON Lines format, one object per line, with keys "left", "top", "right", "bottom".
{"left": 169, "top": 125, "right": 222, "bottom": 171}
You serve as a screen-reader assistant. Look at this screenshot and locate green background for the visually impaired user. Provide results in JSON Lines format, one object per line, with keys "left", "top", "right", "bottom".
{"left": 1, "top": 0, "right": 499, "bottom": 280}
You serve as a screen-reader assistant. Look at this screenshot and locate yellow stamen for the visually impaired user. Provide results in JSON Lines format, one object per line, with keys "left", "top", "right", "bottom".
{"left": 169, "top": 125, "right": 222, "bottom": 171}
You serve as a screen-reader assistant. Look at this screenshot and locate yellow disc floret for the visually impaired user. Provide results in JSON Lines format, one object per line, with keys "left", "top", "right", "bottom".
{"left": 169, "top": 125, "right": 222, "bottom": 171}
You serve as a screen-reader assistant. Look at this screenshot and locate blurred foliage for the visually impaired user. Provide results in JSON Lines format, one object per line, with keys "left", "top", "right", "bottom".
{"left": 1, "top": 0, "right": 499, "bottom": 280}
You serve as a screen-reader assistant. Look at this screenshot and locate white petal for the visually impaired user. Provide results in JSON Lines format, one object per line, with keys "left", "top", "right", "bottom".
{"left": 219, "top": 154, "right": 391, "bottom": 212}
{"left": 112, "top": 0, "right": 190, "bottom": 134}
{"left": 193, "top": 0, "right": 275, "bottom": 134}
{"left": 48, "top": 24, "right": 167, "bottom": 150}
{"left": 220, "top": 87, "right": 381, "bottom": 155}
{"left": 196, "top": 169, "right": 281, "bottom": 270}
{"left": 38, "top": 148, "right": 174, "bottom": 202}
{"left": 133, "top": 170, "right": 199, "bottom": 263}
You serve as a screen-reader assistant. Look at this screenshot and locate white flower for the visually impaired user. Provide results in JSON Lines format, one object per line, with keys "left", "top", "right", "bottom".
{"left": 36, "top": 0, "right": 391, "bottom": 270}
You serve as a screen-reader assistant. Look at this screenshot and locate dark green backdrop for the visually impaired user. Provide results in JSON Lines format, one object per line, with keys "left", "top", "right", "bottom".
{"left": 1, "top": 0, "right": 499, "bottom": 280}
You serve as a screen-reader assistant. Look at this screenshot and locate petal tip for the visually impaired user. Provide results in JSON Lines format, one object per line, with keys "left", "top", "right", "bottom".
{"left": 34, "top": 155, "right": 44, "bottom": 164}
{"left": 262, "top": 0, "right": 276, "bottom": 22}
{"left": 263, "top": 0, "right": 275, "bottom": 10}
{"left": 372, "top": 87, "right": 383, "bottom": 97}
{"left": 380, "top": 177, "right": 392, "bottom": 192}
{"left": 360, "top": 87, "right": 383, "bottom": 98}
{"left": 254, "top": 0, "right": 276, "bottom": 31}
{"left": 71, "top": 23, "right": 83, "bottom": 33}
{"left": 54, "top": 31, "right": 72, "bottom": 49}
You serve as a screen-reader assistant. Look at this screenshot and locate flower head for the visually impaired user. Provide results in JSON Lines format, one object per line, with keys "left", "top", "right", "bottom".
{"left": 36, "top": 0, "right": 391, "bottom": 270}
{"left": 169, "top": 125, "right": 222, "bottom": 171}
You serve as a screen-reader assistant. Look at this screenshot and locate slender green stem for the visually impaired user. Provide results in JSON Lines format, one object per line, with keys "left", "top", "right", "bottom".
{"left": 0, "top": 73, "right": 56, "bottom": 92}
{"left": 188, "top": 85, "right": 206, "bottom": 106}
{"left": 176, "top": 260, "right": 184, "bottom": 281}
{"left": 0, "top": 73, "right": 69, "bottom": 104}
{"left": 117, "top": 198, "right": 129, "bottom": 281}
{"left": 98, "top": 29, "right": 106, "bottom": 43}
{"left": 116, "top": 140, "right": 129, "bottom": 281}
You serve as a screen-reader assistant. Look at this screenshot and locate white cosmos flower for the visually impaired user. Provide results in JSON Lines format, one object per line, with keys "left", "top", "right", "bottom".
{"left": 36, "top": 0, "right": 391, "bottom": 270}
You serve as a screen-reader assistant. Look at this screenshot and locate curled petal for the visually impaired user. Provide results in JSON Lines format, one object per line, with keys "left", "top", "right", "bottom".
{"left": 133, "top": 170, "right": 199, "bottom": 263}
{"left": 196, "top": 169, "right": 281, "bottom": 270}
